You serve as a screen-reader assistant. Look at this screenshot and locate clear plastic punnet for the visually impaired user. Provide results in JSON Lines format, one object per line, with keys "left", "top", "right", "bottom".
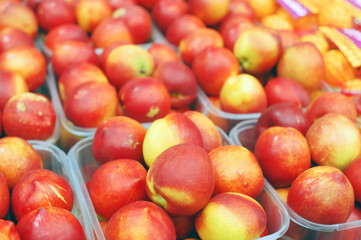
{"left": 67, "top": 127, "right": 290, "bottom": 240}
{"left": 229, "top": 119, "right": 361, "bottom": 240}
{"left": 46, "top": 63, "right": 97, "bottom": 152}
{"left": 28, "top": 140, "right": 98, "bottom": 240}
{"left": 193, "top": 81, "right": 334, "bottom": 134}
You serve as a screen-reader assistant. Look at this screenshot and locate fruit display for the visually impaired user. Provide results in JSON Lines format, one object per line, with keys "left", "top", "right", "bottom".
{"left": 1, "top": 0, "right": 361, "bottom": 239}
{"left": 0, "top": 138, "right": 93, "bottom": 239}
{"left": 229, "top": 91, "right": 361, "bottom": 239}
{"left": 68, "top": 113, "right": 289, "bottom": 240}
{"left": 0, "top": 47, "right": 60, "bottom": 143}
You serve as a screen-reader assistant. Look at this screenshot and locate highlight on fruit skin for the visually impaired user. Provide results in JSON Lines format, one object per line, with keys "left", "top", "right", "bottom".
{"left": 195, "top": 192, "right": 267, "bottom": 240}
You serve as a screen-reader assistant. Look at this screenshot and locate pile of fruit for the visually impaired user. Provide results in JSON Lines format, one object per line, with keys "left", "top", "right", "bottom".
{"left": 0, "top": 0, "right": 361, "bottom": 239}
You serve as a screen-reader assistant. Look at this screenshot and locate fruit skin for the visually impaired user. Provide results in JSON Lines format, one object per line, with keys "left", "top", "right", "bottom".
{"left": 147, "top": 43, "right": 180, "bottom": 70}
{"left": 255, "top": 103, "right": 311, "bottom": 136}
{"left": 2, "top": 92, "right": 57, "bottom": 140}
{"left": 227, "top": 0, "right": 255, "bottom": 20}
{"left": 188, "top": 0, "right": 230, "bottom": 26}
{"left": 58, "top": 62, "right": 109, "bottom": 103}
{"left": 104, "top": 44, "right": 154, "bottom": 89}
{"left": 99, "top": 41, "right": 129, "bottom": 69}
{"left": 152, "top": 0, "right": 189, "bottom": 33}
{"left": 105, "top": 201, "right": 176, "bottom": 240}
{"left": 305, "top": 92, "right": 357, "bottom": 124}
{"left": 208, "top": 145, "right": 264, "bottom": 198}
{"left": 63, "top": 81, "right": 119, "bottom": 128}
{"left": 192, "top": 46, "right": 240, "bottom": 96}
{"left": 165, "top": 14, "right": 206, "bottom": 46}
{"left": 119, "top": 77, "right": 171, "bottom": 123}
{"left": 0, "top": 136, "right": 43, "bottom": 189}
{"left": 107, "top": 0, "right": 136, "bottom": 10}
{"left": 179, "top": 28, "right": 224, "bottom": 65}
{"left": 0, "top": 219, "right": 21, "bottom": 240}
{"left": 184, "top": 110, "right": 222, "bottom": 152}
{"left": 36, "top": 0, "right": 76, "bottom": 32}
{"left": 0, "top": 46, "right": 46, "bottom": 91}
{"left": 0, "top": 27, "right": 34, "bottom": 52}
{"left": 136, "top": 0, "right": 159, "bottom": 9}
{"left": 51, "top": 40, "right": 99, "bottom": 76}
{"left": 287, "top": 166, "right": 354, "bottom": 224}
{"left": 0, "top": 172, "right": 10, "bottom": 219}
{"left": 219, "top": 13, "right": 254, "bottom": 51}
{"left": 75, "top": 0, "right": 112, "bottom": 33}
{"left": 264, "top": 77, "right": 310, "bottom": 108}
{"left": 277, "top": 29, "right": 300, "bottom": 52}
{"left": 0, "top": 1, "right": 38, "bottom": 38}
{"left": 16, "top": 207, "right": 86, "bottom": 240}
{"left": 142, "top": 112, "right": 203, "bottom": 167}
{"left": 112, "top": 5, "right": 152, "bottom": 44}
{"left": 219, "top": 73, "right": 267, "bottom": 114}
{"left": 11, "top": 169, "right": 74, "bottom": 221}
{"left": 153, "top": 61, "right": 197, "bottom": 109}
{"left": 255, "top": 126, "right": 311, "bottom": 188}
{"left": 92, "top": 116, "right": 147, "bottom": 164}
{"left": 195, "top": 192, "right": 267, "bottom": 240}
{"left": 247, "top": 0, "right": 277, "bottom": 20}
{"left": 88, "top": 159, "right": 148, "bottom": 220}
{"left": 260, "top": 14, "right": 293, "bottom": 31}
{"left": 44, "top": 24, "right": 90, "bottom": 51}
{"left": 233, "top": 27, "right": 281, "bottom": 75}
{"left": 277, "top": 42, "right": 325, "bottom": 92}
{"left": 0, "top": 70, "right": 28, "bottom": 111}
{"left": 91, "top": 17, "right": 132, "bottom": 49}
{"left": 146, "top": 143, "right": 215, "bottom": 216}
{"left": 343, "top": 156, "right": 361, "bottom": 203}
{"left": 305, "top": 113, "right": 361, "bottom": 171}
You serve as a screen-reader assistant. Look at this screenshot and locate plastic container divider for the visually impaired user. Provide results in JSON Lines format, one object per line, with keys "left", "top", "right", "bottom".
{"left": 229, "top": 119, "right": 361, "bottom": 240}
{"left": 67, "top": 126, "right": 290, "bottom": 240}
{"left": 28, "top": 140, "right": 98, "bottom": 240}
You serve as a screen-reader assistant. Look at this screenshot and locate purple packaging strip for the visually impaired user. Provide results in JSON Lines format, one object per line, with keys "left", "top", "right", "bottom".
{"left": 338, "top": 28, "right": 361, "bottom": 49}
{"left": 276, "top": 0, "right": 311, "bottom": 19}
{"left": 346, "top": 0, "right": 361, "bottom": 9}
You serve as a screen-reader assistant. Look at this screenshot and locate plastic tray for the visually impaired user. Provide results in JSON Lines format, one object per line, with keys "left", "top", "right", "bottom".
{"left": 46, "top": 63, "right": 97, "bottom": 152}
{"left": 229, "top": 119, "right": 361, "bottom": 240}
{"left": 28, "top": 140, "right": 98, "bottom": 240}
{"left": 194, "top": 81, "right": 335, "bottom": 134}
{"left": 67, "top": 127, "right": 290, "bottom": 240}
